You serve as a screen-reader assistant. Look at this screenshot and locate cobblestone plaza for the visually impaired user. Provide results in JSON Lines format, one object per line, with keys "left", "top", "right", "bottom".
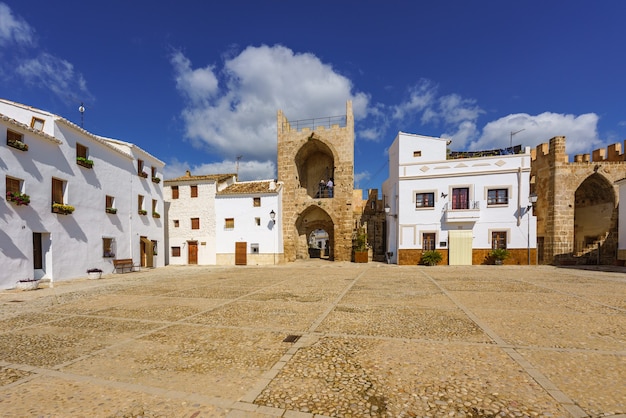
{"left": 0, "top": 262, "right": 624, "bottom": 417}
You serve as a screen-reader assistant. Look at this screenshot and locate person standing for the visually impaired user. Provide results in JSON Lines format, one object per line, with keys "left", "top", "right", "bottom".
{"left": 326, "top": 178, "right": 334, "bottom": 197}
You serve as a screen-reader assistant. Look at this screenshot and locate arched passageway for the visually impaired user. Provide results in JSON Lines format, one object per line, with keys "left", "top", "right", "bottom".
{"left": 295, "top": 138, "right": 335, "bottom": 199}
{"left": 573, "top": 173, "right": 616, "bottom": 262}
{"left": 295, "top": 206, "right": 335, "bottom": 260}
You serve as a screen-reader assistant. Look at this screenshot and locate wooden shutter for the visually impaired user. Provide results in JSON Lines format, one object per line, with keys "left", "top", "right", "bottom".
{"left": 52, "top": 178, "right": 64, "bottom": 204}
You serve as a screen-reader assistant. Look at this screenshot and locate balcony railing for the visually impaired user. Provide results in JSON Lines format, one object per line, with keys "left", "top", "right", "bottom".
{"left": 284, "top": 115, "right": 347, "bottom": 132}
{"left": 444, "top": 201, "right": 480, "bottom": 222}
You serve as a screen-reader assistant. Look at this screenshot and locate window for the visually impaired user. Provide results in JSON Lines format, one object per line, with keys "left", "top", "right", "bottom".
{"left": 415, "top": 192, "right": 435, "bottom": 208}
{"left": 225, "top": 218, "right": 234, "bottom": 229}
{"left": 190, "top": 185, "right": 198, "bottom": 198}
{"left": 7, "top": 130, "right": 27, "bottom": 151}
{"left": 191, "top": 217, "right": 200, "bottom": 229}
{"left": 171, "top": 186, "right": 179, "bottom": 199}
{"left": 103, "top": 238, "right": 116, "bottom": 258}
{"left": 105, "top": 195, "right": 116, "bottom": 213}
{"left": 152, "top": 199, "right": 159, "bottom": 217}
{"left": 173, "top": 220, "right": 179, "bottom": 227}
{"left": 137, "top": 159, "right": 147, "bottom": 177}
{"left": 423, "top": 233, "right": 436, "bottom": 251}
{"left": 52, "top": 178, "right": 65, "bottom": 204}
{"left": 172, "top": 247, "right": 181, "bottom": 257}
{"left": 413, "top": 151, "right": 422, "bottom": 157}
{"left": 451, "top": 188, "right": 470, "bottom": 210}
{"left": 253, "top": 197, "right": 261, "bottom": 207}
{"left": 151, "top": 166, "right": 157, "bottom": 178}
{"left": 492, "top": 231, "right": 507, "bottom": 249}
{"left": 138, "top": 195, "right": 145, "bottom": 214}
{"left": 76, "top": 143, "right": 88, "bottom": 159}
{"left": 6, "top": 176, "right": 21, "bottom": 194}
{"left": 255, "top": 217, "right": 261, "bottom": 226}
{"left": 30, "top": 117, "right": 44, "bottom": 131}
{"left": 488, "top": 188, "right": 509, "bottom": 205}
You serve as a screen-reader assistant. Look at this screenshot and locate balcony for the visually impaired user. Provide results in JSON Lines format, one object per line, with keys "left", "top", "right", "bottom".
{"left": 444, "top": 201, "right": 480, "bottom": 222}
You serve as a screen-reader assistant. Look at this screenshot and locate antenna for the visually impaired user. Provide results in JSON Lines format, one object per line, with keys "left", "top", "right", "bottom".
{"left": 236, "top": 155, "right": 242, "bottom": 177}
{"left": 510, "top": 128, "right": 525, "bottom": 151}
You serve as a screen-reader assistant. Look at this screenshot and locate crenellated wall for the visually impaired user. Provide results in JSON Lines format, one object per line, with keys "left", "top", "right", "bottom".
{"left": 530, "top": 137, "right": 626, "bottom": 265}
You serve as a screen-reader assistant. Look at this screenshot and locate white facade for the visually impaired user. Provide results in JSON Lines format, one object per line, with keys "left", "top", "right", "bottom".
{"left": 215, "top": 180, "right": 283, "bottom": 265}
{"left": 382, "top": 132, "right": 536, "bottom": 265}
{"left": 0, "top": 99, "right": 164, "bottom": 289}
{"left": 163, "top": 172, "right": 236, "bottom": 265}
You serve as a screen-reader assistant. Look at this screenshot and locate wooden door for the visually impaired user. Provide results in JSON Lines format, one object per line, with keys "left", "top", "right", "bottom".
{"left": 33, "top": 233, "right": 42, "bottom": 269}
{"left": 235, "top": 241, "right": 247, "bottom": 265}
{"left": 188, "top": 241, "right": 198, "bottom": 265}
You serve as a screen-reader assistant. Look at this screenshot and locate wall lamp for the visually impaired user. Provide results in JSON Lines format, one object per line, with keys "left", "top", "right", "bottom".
{"left": 527, "top": 193, "right": 538, "bottom": 211}
{"left": 441, "top": 192, "right": 448, "bottom": 198}
{"left": 269, "top": 210, "right": 276, "bottom": 225}
{"left": 384, "top": 203, "right": 397, "bottom": 218}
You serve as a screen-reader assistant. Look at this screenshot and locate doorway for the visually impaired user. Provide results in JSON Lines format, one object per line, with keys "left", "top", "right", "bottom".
{"left": 235, "top": 241, "right": 247, "bottom": 265}
{"left": 140, "top": 237, "right": 154, "bottom": 268}
{"left": 448, "top": 230, "right": 473, "bottom": 265}
{"left": 33, "top": 232, "right": 51, "bottom": 279}
{"left": 188, "top": 241, "right": 198, "bottom": 265}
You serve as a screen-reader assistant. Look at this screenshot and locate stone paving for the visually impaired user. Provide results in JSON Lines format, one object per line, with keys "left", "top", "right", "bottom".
{"left": 0, "top": 262, "right": 624, "bottom": 417}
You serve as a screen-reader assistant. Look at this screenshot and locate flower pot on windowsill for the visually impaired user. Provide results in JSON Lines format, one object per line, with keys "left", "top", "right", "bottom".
{"left": 76, "top": 157, "right": 94, "bottom": 168}
{"left": 52, "top": 203, "right": 75, "bottom": 215}
{"left": 6, "top": 191, "right": 30, "bottom": 206}
{"left": 152, "top": 212, "right": 160, "bottom": 218}
{"left": 138, "top": 209, "right": 147, "bottom": 216}
{"left": 138, "top": 171, "right": 148, "bottom": 178}
{"left": 16, "top": 279, "right": 40, "bottom": 290}
{"left": 7, "top": 139, "right": 28, "bottom": 151}
{"left": 151, "top": 177, "right": 160, "bottom": 183}
{"left": 106, "top": 207, "right": 117, "bottom": 214}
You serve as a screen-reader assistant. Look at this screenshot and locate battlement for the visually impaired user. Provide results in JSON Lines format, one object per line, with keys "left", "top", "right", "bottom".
{"left": 278, "top": 101, "right": 354, "bottom": 135}
{"left": 531, "top": 136, "right": 626, "bottom": 164}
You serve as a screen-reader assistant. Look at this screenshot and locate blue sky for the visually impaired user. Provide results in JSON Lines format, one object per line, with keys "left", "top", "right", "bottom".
{"left": 2, "top": 1, "right": 625, "bottom": 191}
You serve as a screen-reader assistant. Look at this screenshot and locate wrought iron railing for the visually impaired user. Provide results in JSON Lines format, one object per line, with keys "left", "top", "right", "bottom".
{"left": 284, "top": 115, "right": 347, "bottom": 131}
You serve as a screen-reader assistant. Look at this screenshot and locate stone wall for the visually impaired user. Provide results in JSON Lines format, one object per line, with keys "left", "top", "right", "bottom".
{"left": 277, "top": 102, "right": 355, "bottom": 262}
{"left": 531, "top": 137, "right": 625, "bottom": 265}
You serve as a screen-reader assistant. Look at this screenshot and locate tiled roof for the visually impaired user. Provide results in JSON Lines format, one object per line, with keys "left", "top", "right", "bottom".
{"left": 164, "top": 171, "right": 236, "bottom": 183}
{"left": 0, "top": 113, "right": 61, "bottom": 144}
{"left": 218, "top": 180, "right": 278, "bottom": 195}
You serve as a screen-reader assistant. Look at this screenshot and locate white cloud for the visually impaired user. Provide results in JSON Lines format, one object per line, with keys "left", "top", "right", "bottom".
{"left": 0, "top": 2, "right": 34, "bottom": 47}
{"left": 171, "top": 50, "right": 218, "bottom": 104}
{"left": 171, "top": 45, "right": 369, "bottom": 178}
{"left": 470, "top": 112, "right": 602, "bottom": 155}
{"left": 354, "top": 170, "right": 370, "bottom": 189}
{"left": 0, "top": 3, "right": 90, "bottom": 102}
{"left": 16, "top": 53, "right": 90, "bottom": 101}
{"left": 163, "top": 157, "right": 275, "bottom": 182}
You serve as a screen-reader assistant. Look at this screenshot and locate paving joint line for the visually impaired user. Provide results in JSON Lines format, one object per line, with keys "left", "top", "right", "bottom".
{"left": 419, "top": 269, "right": 589, "bottom": 418}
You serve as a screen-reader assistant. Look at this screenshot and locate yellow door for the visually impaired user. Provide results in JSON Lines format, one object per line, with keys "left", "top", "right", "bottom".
{"left": 448, "top": 230, "right": 473, "bottom": 265}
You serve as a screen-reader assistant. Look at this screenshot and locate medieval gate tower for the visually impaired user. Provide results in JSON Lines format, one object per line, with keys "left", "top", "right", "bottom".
{"left": 277, "top": 101, "right": 355, "bottom": 262}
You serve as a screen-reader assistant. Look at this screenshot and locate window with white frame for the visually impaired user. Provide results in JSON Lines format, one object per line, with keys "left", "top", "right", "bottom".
{"left": 415, "top": 192, "right": 435, "bottom": 208}
{"left": 487, "top": 188, "right": 509, "bottom": 206}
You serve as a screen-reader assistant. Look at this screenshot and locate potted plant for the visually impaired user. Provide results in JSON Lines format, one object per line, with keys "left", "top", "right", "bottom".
{"left": 421, "top": 250, "right": 443, "bottom": 266}
{"left": 6, "top": 191, "right": 30, "bottom": 206}
{"left": 52, "top": 203, "right": 75, "bottom": 214}
{"left": 106, "top": 207, "right": 117, "bottom": 214}
{"left": 76, "top": 156, "right": 94, "bottom": 168}
{"left": 489, "top": 248, "right": 510, "bottom": 265}
{"left": 353, "top": 228, "right": 368, "bottom": 263}
{"left": 138, "top": 209, "right": 147, "bottom": 215}
{"left": 7, "top": 137, "right": 28, "bottom": 151}
{"left": 87, "top": 268, "right": 102, "bottom": 280}
{"left": 152, "top": 211, "right": 160, "bottom": 218}
{"left": 151, "top": 177, "right": 160, "bottom": 183}
{"left": 16, "top": 278, "right": 40, "bottom": 290}
{"left": 138, "top": 171, "right": 148, "bottom": 178}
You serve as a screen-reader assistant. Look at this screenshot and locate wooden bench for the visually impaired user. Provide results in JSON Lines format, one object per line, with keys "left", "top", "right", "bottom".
{"left": 113, "top": 258, "right": 137, "bottom": 273}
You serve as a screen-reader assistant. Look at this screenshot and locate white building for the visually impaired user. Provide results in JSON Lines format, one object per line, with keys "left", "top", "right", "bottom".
{"left": 0, "top": 99, "right": 164, "bottom": 289}
{"left": 215, "top": 180, "right": 283, "bottom": 265}
{"left": 163, "top": 171, "right": 236, "bottom": 265}
{"left": 382, "top": 132, "right": 536, "bottom": 265}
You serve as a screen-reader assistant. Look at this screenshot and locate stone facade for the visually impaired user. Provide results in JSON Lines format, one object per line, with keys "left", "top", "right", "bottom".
{"left": 531, "top": 136, "right": 626, "bottom": 265}
{"left": 277, "top": 102, "right": 355, "bottom": 262}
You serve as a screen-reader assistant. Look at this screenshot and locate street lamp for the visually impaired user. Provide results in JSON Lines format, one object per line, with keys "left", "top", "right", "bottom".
{"left": 527, "top": 193, "right": 538, "bottom": 265}
{"left": 269, "top": 210, "right": 276, "bottom": 225}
